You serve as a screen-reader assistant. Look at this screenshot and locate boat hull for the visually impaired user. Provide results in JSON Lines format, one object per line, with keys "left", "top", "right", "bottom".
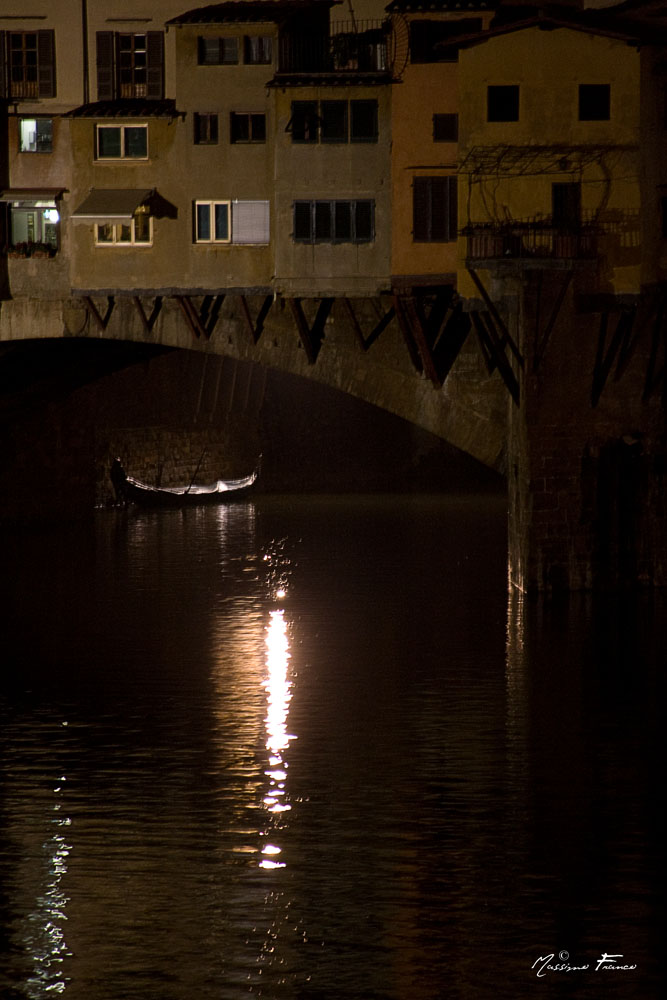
{"left": 111, "top": 460, "right": 258, "bottom": 508}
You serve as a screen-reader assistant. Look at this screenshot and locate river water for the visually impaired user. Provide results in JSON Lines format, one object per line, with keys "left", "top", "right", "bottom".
{"left": 0, "top": 494, "right": 664, "bottom": 1000}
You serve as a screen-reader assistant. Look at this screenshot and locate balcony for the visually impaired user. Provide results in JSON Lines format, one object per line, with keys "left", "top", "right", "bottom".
{"left": 277, "top": 20, "right": 389, "bottom": 75}
{"left": 463, "top": 218, "right": 599, "bottom": 265}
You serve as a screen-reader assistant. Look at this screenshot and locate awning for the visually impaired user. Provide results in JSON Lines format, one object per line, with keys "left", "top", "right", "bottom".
{"left": 0, "top": 187, "right": 65, "bottom": 204}
{"left": 71, "top": 188, "right": 155, "bottom": 224}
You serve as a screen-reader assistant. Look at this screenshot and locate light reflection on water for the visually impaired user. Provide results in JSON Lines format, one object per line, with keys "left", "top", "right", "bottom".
{"left": 0, "top": 494, "right": 665, "bottom": 999}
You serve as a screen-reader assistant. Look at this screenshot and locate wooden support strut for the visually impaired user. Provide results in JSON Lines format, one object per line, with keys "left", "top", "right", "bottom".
{"left": 237, "top": 293, "right": 272, "bottom": 345}
{"left": 343, "top": 297, "right": 396, "bottom": 352}
{"left": 591, "top": 306, "right": 638, "bottom": 407}
{"left": 471, "top": 310, "right": 520, "bottom": 405}
{"left": 533, "top": 271, "right": 573, "bottom": 372}
{"left": 643, "top": 296, "right": 667, "bottom": 402}
{"left": 132, "top": 295, "right": 163, "bottom": 335}
{"left": 175, "top": 295, "right": 209, "bottom": 340}
{"left": 466, "top": 267, "right": 523, "bottom": 367}
{"left": 83, "top": 295, "right": 115, "bottom": 331}
{"left": 287, "top": 297, "right": 322, "bottom": 364}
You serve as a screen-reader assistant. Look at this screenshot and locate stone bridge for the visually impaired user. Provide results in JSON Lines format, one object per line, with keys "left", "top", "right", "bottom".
{"left": 0, "top": 288, "right": 508, "bottom": 471}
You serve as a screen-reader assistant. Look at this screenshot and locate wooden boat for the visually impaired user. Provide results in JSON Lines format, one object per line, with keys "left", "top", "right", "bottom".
{"left": 110, "top": 458, "right": 258, "bottom": 507}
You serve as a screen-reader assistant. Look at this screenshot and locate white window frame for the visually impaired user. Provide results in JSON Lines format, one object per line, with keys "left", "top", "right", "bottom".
{"left": 195, "top": 200, "right": 231, "bottom": 243}
{"left": 94, "top": 216, "right": 153, "bottom": 246}
{"left": 96, "top": 123, "right": 148, "bottom": 160}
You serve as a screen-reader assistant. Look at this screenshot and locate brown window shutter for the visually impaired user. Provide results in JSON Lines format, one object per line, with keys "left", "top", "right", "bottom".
{"left": 96, "top": 32, "right": 115, "bottom": 100}
{"left": 448, "top": 176, "right": 458, "bottom": 240}
{"left": 0, "top": 32, "right": 7, "bottom": 99}
{"left": 146, "top": 32, "right": 164, "bottom": 99}
{"left": 413, "top": 177, "right": 430, "bottom": 241}
{"left": 37, "top": 30, "right": 56, "bottom": 98}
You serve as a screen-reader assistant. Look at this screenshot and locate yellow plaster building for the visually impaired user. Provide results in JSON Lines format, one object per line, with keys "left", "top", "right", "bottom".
{"left": 455, "top": 12, "right": 651, "bottom": 300}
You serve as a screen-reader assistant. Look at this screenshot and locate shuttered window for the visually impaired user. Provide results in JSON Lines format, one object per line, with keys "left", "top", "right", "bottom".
{"left": 0, "top": 30, "right": 55, "bottom": 99}
{"left": 194, "top": 200, "right": 269, "bottom": 244}
{"left": 413, "top": 176, "right": 457, "bottom": 242}
{"left": 194, "top": 113, "right": 219, "bottom": 144}
{"left": 96, "top": 31, "right": 164, "bottom": 100}
{"left": 232, "top": 200, "right": 270, "bottom": 244}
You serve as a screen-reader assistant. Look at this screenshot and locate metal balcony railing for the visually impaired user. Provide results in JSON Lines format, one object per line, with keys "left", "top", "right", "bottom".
{"left": 278, "top": 20, "right": 389, "bottom": 74}
{"left": 463, "top": 218, "right": 600, "bottom": 261}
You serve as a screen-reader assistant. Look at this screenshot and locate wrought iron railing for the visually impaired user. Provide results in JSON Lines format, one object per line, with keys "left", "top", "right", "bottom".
{"left": 278, "top": 20, "right": 389, "bottom": 73}
{"left": 462, "top": 218, "right": 600, "bottom": 261}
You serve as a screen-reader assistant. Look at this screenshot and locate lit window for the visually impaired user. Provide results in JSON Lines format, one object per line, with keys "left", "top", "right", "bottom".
{"left": 19, "top": 118, "right": 53, "bottom": 153}
{"left": 96, "top": 124, "right": 148, "bottom": 159}
{"left": 95, "top": 214, "right": 152, "bottom": 245}
{"left": 7, "top": 199, "right": 59, "bottom": 250}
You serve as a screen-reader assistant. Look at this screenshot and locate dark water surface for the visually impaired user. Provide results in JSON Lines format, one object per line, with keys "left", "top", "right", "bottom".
{"left": 1, "top": 495, "right": 664, "bottom": 999}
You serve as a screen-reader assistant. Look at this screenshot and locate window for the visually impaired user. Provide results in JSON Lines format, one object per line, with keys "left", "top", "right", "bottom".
{"left": 7, "top": 198, "right": 59, "bottom": 249}
{"left": 96, "top": 124, "right": 148, "bottom": 159}
{"left": 410, "top": 18, "right": 482, "bottom": 63}
{"left": 293, "top": 200, "right": 374, "bottom": 243}
{"left": 578, "top": 84, "right": 610, "bottom": 121}
{"left": 195, "top": 201, "right": 230, "bottom": 242}
{"left": 0, "top": 30, "right": 56, "bottom": 99}
{"left": 289, "top": 101, "right": 319, "bottom": 143}
{"left": 96, "top": 31, "right": 164, "bottom": 100}
{"left": 194, "top": 200, "right": 269, "bottom": 244}
{"left": 198, "top": 36, "right": 238, "bottom": 65}
{"left": 487, "top": 85, "right": 519, "bottom": 122}
{"left": 289, "top": 100, "right": 378, "bottom": 143}
{"left": 95, "top": 213, "right": 152, "bottom": 246}
{"left": 19, "top": 118, "right": 53, "bottom": 153}
{"left": 350, "top": 100, "right": 378, "bottom": 142}
{"left": 413, "top": 176, "right": 457, "bottom": 242}
{"left": 244, "top": 35, "right": 272, "bottom": 64}
{"left": 662, "top": 196, "right": 667, "bottom": 239}
{"left": 321, "top": 101, "right": 348, "bottom": 142}
{"left": 552, "top": 183, "right": 581, "bottom": 231}
{"left": 433, "top": 113, "right": 458, "bottom": 142}
{"left": 230, "top": 112, "right": 266, "bottom": 143}
{"left": 194, "top": 113, "right": 219, "bottom": 144}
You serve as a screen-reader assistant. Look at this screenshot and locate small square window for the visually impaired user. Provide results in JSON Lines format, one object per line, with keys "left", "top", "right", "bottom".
{"left": 230, "top": 112, "right": 266, "bottom": 143}
{"left": 579, "top": 84, "right": 610, "bottom": 121}
{"left": 433, "top": 113, "right": 458, "bottom": 142}
{"left": 244, "top": 35, "right": 272, "bottom": 64}
{"left": 194, "top": 113, "right": 218, "bottom": 144}
{"left": 487, "top": 85, "right": 519, "bottom": 122}
{"left": 19, "top": 117, "right": 53, "bottom": 153}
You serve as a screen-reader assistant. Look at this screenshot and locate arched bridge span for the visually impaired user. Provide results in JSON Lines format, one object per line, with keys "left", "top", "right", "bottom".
{"left": 0, "top": 290, "right": 507, "bottom": 472}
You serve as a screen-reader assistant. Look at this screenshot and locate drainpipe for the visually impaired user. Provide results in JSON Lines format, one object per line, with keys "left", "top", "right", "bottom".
{"left": 82, "top": 0, "right": 89, "bottom": 104}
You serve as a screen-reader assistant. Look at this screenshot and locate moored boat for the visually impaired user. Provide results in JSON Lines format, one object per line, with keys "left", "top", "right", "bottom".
{"left": 110, "top": 458, "right": 258, "bottom": 507}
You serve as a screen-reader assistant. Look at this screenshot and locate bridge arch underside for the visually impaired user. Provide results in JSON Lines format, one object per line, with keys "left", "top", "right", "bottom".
{"left": 0, "top": 290, "right": 508, "bottom": 474}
